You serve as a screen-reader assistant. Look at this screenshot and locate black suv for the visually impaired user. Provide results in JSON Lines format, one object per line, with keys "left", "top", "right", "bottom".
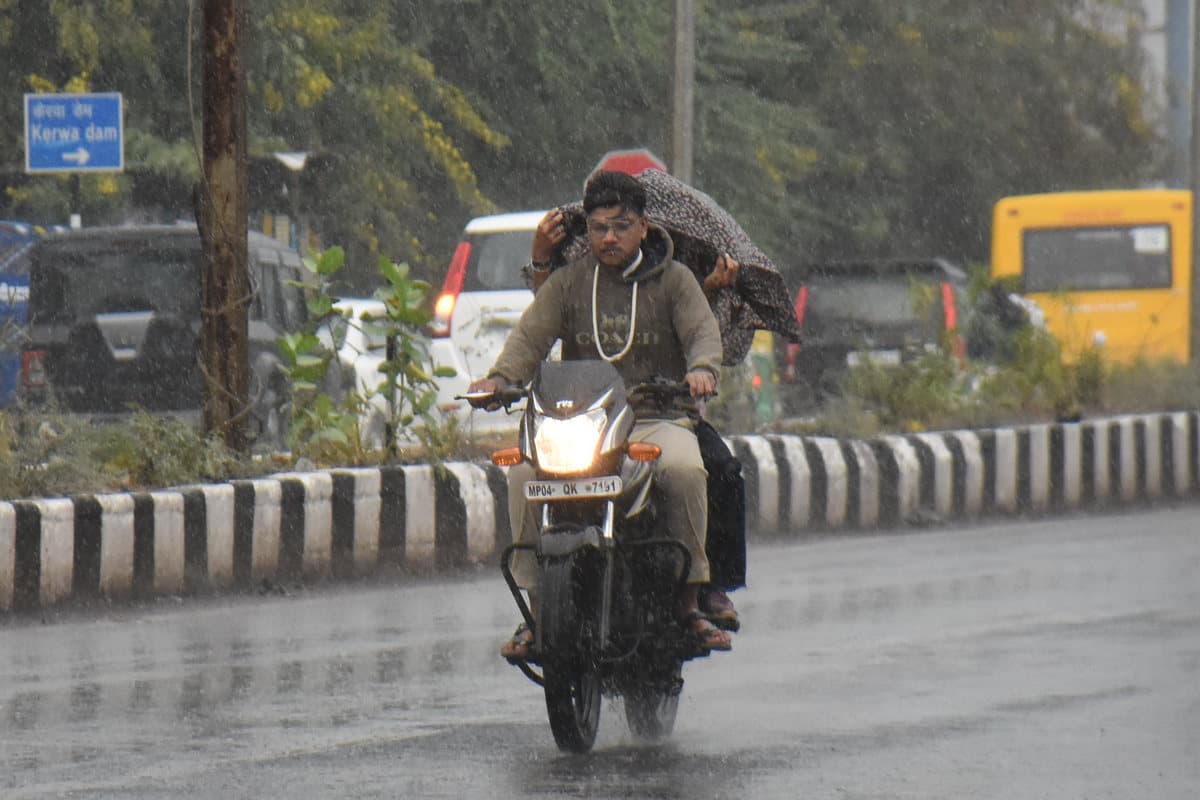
{"left": 20, "top": 225, "right": 307, "bottom": 448}
{"left": 779, "top": 258, "right": 968, "bottom": 413}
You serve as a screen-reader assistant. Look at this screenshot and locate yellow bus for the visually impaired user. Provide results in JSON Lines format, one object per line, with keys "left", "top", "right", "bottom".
{"left": 991, "top": 189, "right": 1192, "bottom": 363}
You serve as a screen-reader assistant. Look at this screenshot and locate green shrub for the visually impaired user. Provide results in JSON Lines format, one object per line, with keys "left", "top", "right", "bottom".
{"left": 278, "top": 246, "right": 458, "bottom": 466}
{"left": 770, "top": 315, "right": 1200, "bottom": 440}
{"left": 841, "top": 347, "right": 965, "bottom": 430}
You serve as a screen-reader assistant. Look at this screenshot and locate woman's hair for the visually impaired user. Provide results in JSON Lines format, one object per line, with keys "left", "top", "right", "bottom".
{"left": 583, "top": 170, "right": 647, "bottom": 216}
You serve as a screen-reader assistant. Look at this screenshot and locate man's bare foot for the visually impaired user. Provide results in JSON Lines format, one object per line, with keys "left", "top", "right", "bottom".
{"left": 680, "top": 610, "right": 732, "bottom": 651}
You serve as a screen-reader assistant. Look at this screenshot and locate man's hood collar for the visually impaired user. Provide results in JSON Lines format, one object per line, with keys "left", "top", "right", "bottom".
{"left": 620, "top": 223, "right": 673, "bottom": 283}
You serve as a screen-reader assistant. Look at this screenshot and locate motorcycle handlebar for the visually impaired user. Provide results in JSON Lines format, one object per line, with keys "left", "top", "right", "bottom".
{"left": 628, "top": 381, "right": 717, "bottom": 401}
{"left": 457, "top": 386, "right": 528, "bottom": 410}
{"left": 458, "top": 380, "right": 714, "bottom": 411}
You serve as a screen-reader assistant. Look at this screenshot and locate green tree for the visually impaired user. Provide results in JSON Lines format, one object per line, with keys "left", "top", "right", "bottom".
{"left": 694, "top": 0, "right": 1162, "bottom": 278}
{"left": 244, "top": 1, "right": 512, "bottom": 288}
{"left": 399, "top": 0, "right": 672, "bottom": 213}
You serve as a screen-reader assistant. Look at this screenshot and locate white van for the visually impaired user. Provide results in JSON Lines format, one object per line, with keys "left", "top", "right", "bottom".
{"left": 429, "top": 211, "right": 549, "bottom": 437}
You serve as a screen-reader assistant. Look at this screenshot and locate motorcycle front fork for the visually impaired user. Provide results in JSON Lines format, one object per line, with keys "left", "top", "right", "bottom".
{"left": 497, "top": 498, "right": 693, "bottom": 682}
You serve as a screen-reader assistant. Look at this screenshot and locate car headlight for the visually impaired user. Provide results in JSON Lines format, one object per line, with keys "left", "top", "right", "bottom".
{"left": 534, "top": 409, "right": 607, "bottom": 474}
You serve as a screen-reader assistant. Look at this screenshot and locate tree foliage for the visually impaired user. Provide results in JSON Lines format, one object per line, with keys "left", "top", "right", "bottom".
{"left": 0, "top": 0, "right": 1163, "bottom": 293}
{"left": 694, "top": 0, "right": 1161, "bottom": 279}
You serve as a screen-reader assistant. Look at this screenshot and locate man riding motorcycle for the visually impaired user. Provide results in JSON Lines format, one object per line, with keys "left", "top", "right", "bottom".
{"left": 468, "top": 170, "right": 733, "bottom": 657}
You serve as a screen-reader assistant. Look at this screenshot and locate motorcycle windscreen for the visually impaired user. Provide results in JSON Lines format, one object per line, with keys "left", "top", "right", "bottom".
{"left": 531, "top": 360, "right": 627, "bottom": 419}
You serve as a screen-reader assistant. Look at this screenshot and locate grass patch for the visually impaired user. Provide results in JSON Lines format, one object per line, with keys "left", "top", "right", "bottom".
{"left": 0, "top": 410, "right": 272, "bottom": 499}
{"left": 774, "top": 327, "right": 1200, "bottom": 439}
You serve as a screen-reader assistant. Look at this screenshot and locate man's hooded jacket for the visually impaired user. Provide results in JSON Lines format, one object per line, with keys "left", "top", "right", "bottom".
{"left": 489, "top": 223, "right": 722, "bottom": 419}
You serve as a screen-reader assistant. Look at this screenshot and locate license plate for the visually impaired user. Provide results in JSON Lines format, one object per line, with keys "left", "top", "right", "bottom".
{"left": 525, "top": 476, "right": 623, "bottom": 501}
{"left": 847, "top": 349, "right": 901, "bottom": 367}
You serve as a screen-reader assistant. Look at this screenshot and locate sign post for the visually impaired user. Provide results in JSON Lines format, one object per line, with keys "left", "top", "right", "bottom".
{"left": 24, "top": 92, "right": 124, "bottom": 174}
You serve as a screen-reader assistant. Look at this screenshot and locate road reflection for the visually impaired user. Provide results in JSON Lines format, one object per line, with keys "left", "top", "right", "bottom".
{"left": 1, "top": 592, "right": 502, "bottom": 752}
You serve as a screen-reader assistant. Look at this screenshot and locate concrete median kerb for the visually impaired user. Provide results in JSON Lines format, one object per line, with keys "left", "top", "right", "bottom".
{"left": 2, "top": 412, "right": 1198, "bottom": 613}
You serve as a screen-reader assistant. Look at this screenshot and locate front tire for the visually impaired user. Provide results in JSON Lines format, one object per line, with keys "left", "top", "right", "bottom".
{"left": 539, "top": 555, "right": 602, "bottom": 753}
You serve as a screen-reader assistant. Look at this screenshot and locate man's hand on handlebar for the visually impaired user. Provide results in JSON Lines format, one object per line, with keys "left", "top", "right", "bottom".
{"left": 466, "top": 377, "right": 503, "bottom": 410}
{"left": 685, "top": 369, "right": 717, "bottom": 400}
{"left": 463, "top": 378, "right": 526, "bottom": 411}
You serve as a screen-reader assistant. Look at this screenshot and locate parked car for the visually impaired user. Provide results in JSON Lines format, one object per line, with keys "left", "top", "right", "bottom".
{"left": 20, "top": 225, "right": 307, "bottom": 450}
{"left": 429, "top": 210, "right": 549, "bottom": 437}
{"left": 318, "top": 297, "right": 391, "bottom": 448}
{"left": 779, "top": 258, "right": 968, "bottom": 414}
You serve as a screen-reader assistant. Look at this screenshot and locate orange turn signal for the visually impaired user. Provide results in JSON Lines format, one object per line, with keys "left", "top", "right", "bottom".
{"left": 491, "top": 447, "right": 523, "bottom": 467}
{"left": 626, "top": 442, "right": 662, "bottom": 462}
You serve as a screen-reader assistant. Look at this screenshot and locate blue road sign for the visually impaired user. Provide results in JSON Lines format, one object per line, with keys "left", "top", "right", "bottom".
{"left": 24, "top": 92, "right": 124, "bottom": 173}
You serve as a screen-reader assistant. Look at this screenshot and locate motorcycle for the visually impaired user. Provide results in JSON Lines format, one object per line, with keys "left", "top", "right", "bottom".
{"left": 464, "top": 359, "right": 716, "bottom": 753}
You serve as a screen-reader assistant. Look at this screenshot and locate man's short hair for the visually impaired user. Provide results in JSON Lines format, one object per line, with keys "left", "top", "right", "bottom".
{"left": 583, "top": 171, "right": 648, "bottom": 217}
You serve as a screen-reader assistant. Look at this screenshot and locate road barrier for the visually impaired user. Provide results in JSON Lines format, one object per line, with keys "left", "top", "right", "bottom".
{"left": 2, "top": 411, "right": 1198, "bottom": 612}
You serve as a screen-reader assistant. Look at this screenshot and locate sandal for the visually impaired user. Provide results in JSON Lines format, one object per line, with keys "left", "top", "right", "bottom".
{"left": 700, "top": 586, "right": 741, "bottom": 632}
{"left": 500, "top": 622, "right": 534, "bottom": 661}
{"left": 680, "top": 610, "right": 732, "bottom": 652}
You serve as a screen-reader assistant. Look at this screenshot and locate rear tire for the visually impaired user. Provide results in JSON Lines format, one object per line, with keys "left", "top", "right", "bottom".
{"left": 539, "top": 555, "right": 602, "bottom": 753}
{"left": 624, "top": 663, "right": 682, "bottom": 741}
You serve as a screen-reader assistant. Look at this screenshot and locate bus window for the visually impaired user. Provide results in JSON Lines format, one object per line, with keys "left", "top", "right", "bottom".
{"left": 1023, "top": 225, "right": 1172, "bottom": 292}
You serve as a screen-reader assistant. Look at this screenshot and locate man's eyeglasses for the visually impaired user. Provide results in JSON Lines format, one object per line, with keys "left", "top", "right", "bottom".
{"left": 586, "top": 218, "right": 639, "bottom": 237}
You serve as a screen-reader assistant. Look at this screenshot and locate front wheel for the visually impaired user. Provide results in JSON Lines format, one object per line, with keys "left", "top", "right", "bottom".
{"left": 543, "top": 667, "right": 602, "bottom": 753}
{"left": 539, "top": 555, "right": 602, "bottom": 753}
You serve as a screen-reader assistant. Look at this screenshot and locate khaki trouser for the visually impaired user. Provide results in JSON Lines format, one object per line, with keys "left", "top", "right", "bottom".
{"left": 507, "top": 418, "right": 710, "bottom": 590}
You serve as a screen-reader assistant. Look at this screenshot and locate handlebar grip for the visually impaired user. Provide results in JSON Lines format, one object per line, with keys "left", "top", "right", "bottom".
{"left": 495, "top": 387, "right": 528, "bottom": 404}
{"left": 628, "top": 381, "right": 718, "bottom": 401}
{"left": 456, "top": 387, "right": 527, "bottom": 409}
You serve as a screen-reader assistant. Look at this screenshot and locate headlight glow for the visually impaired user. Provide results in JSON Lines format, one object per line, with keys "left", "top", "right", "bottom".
{"left": 534, "top": 409, "right": 607, "bottom": 474}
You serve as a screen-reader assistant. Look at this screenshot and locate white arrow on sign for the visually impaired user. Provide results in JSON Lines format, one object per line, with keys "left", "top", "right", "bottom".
{"left": 62, "top": 147, "right": 91, "bottom": 166}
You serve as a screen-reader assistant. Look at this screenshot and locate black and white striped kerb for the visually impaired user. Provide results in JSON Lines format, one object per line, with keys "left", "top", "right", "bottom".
{"left": 732, "top": 412, "right": 1199, "bottom": 535}
{"left": 0, "top": 464, "right": 507, "bottom": 611}
{"left": 1, "top": 412, "right": 1198, "bottom": 612}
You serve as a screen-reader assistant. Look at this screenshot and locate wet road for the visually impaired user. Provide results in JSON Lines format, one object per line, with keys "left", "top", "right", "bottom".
{"left": 2, "top": 507, "right": 1198, "bottom": 799}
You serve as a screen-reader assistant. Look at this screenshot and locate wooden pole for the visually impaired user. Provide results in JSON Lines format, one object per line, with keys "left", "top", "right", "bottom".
{"left": 201, "top": 0, "right": 250, "bottom": 450}
{"left": 1191, "top": 0, "right": 1200, "bottom": 362}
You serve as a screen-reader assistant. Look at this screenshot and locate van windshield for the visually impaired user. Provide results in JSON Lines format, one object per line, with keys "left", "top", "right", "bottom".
{"left": 463, "top": 229, "right": 536, "bottom": 291}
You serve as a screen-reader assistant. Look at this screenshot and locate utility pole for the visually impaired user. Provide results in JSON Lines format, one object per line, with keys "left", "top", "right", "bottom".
{"left": 670, "top": 0, "right": 695, "bottom": 183}
{"left": 1168, "top": 0, "right": 1191, "bottom": 188}
{"left": 201, "top": 0, "right": 250, "bottom": 450}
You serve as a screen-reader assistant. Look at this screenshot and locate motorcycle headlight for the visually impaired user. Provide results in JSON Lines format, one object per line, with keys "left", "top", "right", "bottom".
{"left": 534, "top": 409, "right": 607, "bottom": 474}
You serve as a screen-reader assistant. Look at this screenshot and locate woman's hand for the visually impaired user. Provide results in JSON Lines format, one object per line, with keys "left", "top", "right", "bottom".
{"left": 703, "top": 254, "right": 740, "bottom": 297}
{"left": 532, "top": 209, "right": 569, "bottom": 264}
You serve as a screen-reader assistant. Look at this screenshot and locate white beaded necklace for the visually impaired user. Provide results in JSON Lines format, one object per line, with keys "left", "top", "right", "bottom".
{"left": 591, "top": 263, "right": 639, "bottom": 363}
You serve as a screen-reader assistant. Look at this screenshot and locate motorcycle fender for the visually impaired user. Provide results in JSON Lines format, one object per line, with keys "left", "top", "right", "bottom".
{"left": 539, "top": 526, "right": 602, "bottom": 558}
